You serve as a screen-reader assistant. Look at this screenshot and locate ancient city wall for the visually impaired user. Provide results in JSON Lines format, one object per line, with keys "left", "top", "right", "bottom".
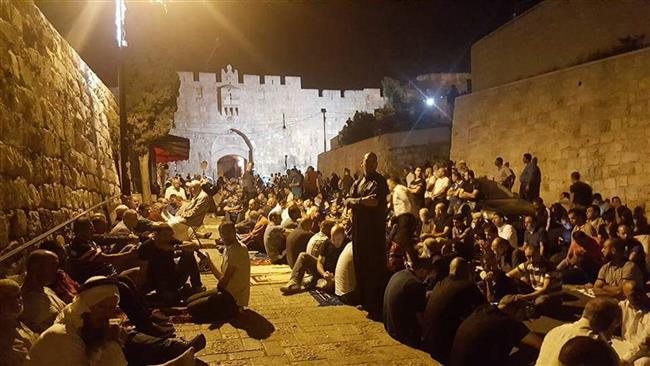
{"left": 170, "top": 66, "right": 384, "bottom": 177}
{"left": 472, "top": 0, "right": 650, "bottom": 91}
{"left": 318, "top": 127, "right": 450, "bottom": 179}
{"left": 0, "top": 1, "right": 121, "bottom": 257}
{"left": 451, "top": 46, "right": 650, "bottom": 212}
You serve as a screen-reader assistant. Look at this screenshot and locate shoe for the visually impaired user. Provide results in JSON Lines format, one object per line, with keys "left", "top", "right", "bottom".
{"left": 187, "top": 334, "right": 207, "bottom": 353}
{"left": 279, "top": 283, "right": 301, "bottom": 295}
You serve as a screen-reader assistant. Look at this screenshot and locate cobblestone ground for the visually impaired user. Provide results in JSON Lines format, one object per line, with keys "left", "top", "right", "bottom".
{"left": 176, "top": 217, "right": 439, "bottom": 366}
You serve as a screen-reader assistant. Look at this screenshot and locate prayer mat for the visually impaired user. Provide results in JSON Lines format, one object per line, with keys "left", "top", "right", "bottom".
{"left": 249, "top": 265, "right": 292, "bottom": 285}
{"left": 309, "top": 290, "right": 344, "bottom": 307}
{"left": 249, "top": 252, "right": 272, "bottom": 266}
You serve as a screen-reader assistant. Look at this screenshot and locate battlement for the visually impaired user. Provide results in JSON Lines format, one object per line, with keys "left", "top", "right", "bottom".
{"left": 178, "top": 66, "right": 384, "bottom": 101}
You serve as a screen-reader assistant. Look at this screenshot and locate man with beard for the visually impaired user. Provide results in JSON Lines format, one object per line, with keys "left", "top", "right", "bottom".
{"left": 346, "top": 152, "right": 389, "bottom": 320}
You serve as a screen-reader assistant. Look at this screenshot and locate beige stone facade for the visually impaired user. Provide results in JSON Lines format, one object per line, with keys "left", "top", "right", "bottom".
{"left": 318, "top": 127, "right": 450, "bottom": 179}
{"left": 169, "top": 66, "right": 384, "bottom": 177}
{"left": 472, "top": 0, "right": 650, "bottom": 91}
{"left": 0, "top": 1, "right": 120, "bottom": 259}
{"left": 451, "top": 47, "right": 650, "bottom": 213}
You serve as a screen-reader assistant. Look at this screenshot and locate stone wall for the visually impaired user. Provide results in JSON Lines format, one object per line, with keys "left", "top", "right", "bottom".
{"left": 318, "top": 127, "right": 450, "bottom": 179}
{"left": 0, "top": 1, "right": 121, "bottom": 257}
{"left": 472, "top": 0, "right": 650, "bottom": 91}
{"left": 169, "top": 65, "right": 384, "bottom": 178}
{"left": 451, "top": 47, "right": 650, "bottom": 212}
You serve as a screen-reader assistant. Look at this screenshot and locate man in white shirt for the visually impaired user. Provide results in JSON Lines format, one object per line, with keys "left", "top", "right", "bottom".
{"left": 492, "top": 212, "right": 518, "bottom": 250}
{"left": 335, "top": 242, "right": 357, "bottom": 304}
{"left": 536, "top": 297, "right": 622, "bottom": 366}
{"left": 430, "top": 167, "right": 451, "bottom": 205}
{"left": 613, "top": 281, "right": 650, "bottom": 365}
{"left": 388, "top": 176, "right": 419, "bottom": 260}
{"left": 211, "top": 221, "right": 251, "bottom": 308}
{"left": 493, "top": 157, "right": 514, "bottom": 188}
{"left": 20, "top": 250, "right": 67, "bottom": 333}
{"left": 164, "top": 178, "right": 187, "bottom": 200}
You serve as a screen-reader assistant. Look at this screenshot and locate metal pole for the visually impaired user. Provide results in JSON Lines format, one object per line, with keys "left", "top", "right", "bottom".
{"left": 321, "top": 108, "right": 327, "bottom": 152}
{"left": 118, "top": 49, "right": 130, "bottom": 195}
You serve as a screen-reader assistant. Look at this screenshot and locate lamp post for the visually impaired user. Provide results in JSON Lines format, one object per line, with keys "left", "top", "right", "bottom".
{"left": 116, "top": 0, "right": 130, "bottom": 195}
{"left": 321, "top": 108, "right": 327, "bottom": 152}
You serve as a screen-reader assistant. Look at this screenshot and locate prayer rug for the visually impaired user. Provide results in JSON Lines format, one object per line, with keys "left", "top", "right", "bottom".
{"left": 309, "top": 290, "right": 344, "bottom": 307}
{"left": 249, "top": 265, "right": 292, "bottom": 285}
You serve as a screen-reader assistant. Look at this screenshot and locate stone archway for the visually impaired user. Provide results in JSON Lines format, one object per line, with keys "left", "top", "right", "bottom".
{"left": 217, "top": 154, "right": 247, "bottom": 179}
{"left": 229, "top": 128, "right": 254, "bottom": 163}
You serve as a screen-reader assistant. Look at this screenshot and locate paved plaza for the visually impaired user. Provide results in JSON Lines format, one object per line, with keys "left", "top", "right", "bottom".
{"left": 175, "top": 217, "right": 438, "bottom": 366}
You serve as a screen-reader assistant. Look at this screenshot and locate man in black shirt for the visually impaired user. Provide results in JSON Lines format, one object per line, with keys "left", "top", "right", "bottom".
{"left": 346, "top": 152, "right": 390, "bottom": 320}
{"left": 382, "top": 256, "right": 433, "bottom": 348}
{"left": 449, "top": 295, "right": 541, "bottom": 366}
{"left": 421, "top": 257, "right": 485, "bottom": 363}
{"left": 569, "top": 171, "right": 593, "bottom": 209}
{"left": 138, "top": 223, "right": 204, "bottom": 304}
{"left": 285, "top": 218, "right": 315, "bottom": 268}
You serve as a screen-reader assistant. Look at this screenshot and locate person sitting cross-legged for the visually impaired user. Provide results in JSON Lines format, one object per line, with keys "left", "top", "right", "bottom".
{"left": 505, "top": 243, "right": 563, "bottom": 317}
{"left": 593, "top": 238, "right": 645, "bottom": 299}
{"left": 138, "top": 223, "right": 204, "bottom": 305}
{"left": 187, "top": 221, "right": 251, "bottom": 323}
{"left": 280, "top": 224, "right": 346, "bottom": 295}
{"left": 382, "top": 256, "right": 434, "bottom": 348}
{"left": 28, "top": 277, "right": 205, "bottom": 366}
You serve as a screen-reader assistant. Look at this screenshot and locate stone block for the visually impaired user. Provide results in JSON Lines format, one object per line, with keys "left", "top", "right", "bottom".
{"left": 27, "top": 211, "right": 42, "bottom": 237}
{"left": 9, "top": 209, "right": 27, "bottom": 239}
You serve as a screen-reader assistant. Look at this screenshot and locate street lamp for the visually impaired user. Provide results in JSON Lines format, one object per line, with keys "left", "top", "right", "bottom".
{"left": 425, "top": 97, "right": 435, "bottom": 107}
{"left": 116, "top": 0, "right": 129, "bottom": 195}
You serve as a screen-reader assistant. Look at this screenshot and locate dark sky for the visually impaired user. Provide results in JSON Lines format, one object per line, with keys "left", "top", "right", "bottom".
{"left": 36, "top": 0, "right": 539, "bottom": 90}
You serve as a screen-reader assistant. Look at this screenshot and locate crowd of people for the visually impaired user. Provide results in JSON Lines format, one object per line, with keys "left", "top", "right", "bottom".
{"left": 1, "top": 152, "right": 649, "bottom": 366}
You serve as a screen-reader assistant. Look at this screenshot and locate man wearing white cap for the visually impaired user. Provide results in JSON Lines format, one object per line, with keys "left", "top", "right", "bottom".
{"left": 164, "top": 180, "right": 211, "bottom": 240}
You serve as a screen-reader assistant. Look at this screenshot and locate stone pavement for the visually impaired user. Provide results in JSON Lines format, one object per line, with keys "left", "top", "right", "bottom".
{"left": 177, "top": 217, "right": 439, "bottom": 366}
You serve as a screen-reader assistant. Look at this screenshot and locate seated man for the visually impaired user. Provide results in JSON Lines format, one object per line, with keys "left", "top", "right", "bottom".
{"left": 280, "top": 224, "right": 346, "bottom": 295}
{"left": 264, "top": 211, "right": 287, "bottom": 264}
{"left": 190, "top": 221, "right": 251, "bottom": 322}
{"left": 306, "top": 220, "right": 336, "bottom": 258}
{"left": 285, "top": 218, "right": 315, "bottom": 269}
{"left": 241, "top": 214, "right": 269, "bottom": 253}
{"left": 281, "top": 204, "right": 302, "bottom": 230}
{"left": 382, "top": 256, "right": 433, "bottom": 348}
{"left": 28, "top": 277, "right": 204, "bottom": 366}
{"left": 594, "top": 238, "right": 645, "bottom": 299}
{"left": 536, "top": 297, "right": 622, "bottom": 366}
{"left": 334, "top": 241, "right": 357, "bottom": 305}
{"left": 0, "top": 279, "right": 39, "bottom": 366}
{"left": 558, "top": 230, "right": 603, "bottom": 284}
{"left": 421, "top": 257, "right": 485, "bottom": 363}
{"left": 169, "top": 180, "right": 211, "bottom": 240}
{"left": 20, "top": 250, "right": 67, "bottom": 333}
{"left": 613, "top": 280, "right": 650, "bottom": 366}
{"left": 420, "top": 203, "right": 452, "bottom": 257}
{"left": 68, "top": 218, "right": 136, "bottom": 284}
{"left": 506, "top": 244, "right": 563, "bottom": 316}
{"left": 138, "top": 223, "right": 204, "bottom": 304}
{"left": 617, "top": 224, "right": 647, "bottom": 278}
{"left": 449, "top": 295, "right": 542, "bottom": 366}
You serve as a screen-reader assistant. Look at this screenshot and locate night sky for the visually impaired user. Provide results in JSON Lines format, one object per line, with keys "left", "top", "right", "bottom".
{"left": 36, "top": 0, "right": 540, "bottom": 90}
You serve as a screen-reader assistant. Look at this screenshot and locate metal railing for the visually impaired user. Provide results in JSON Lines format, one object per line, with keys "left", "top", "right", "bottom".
{"left": 0, "top": 194, "right": 121, "bottom": 264}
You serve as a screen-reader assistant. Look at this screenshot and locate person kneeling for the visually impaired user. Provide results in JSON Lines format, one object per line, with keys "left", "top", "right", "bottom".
{"left": 280, "top": 224, "right": 346, "bottom": 295}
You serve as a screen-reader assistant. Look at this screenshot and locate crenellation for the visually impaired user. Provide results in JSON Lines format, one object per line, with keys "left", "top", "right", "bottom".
{"left": 169, "top": 65, "right": 385, "bottom": 177}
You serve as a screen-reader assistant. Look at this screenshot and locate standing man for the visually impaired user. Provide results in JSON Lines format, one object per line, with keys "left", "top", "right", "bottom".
{"left": 347, "top": 152, "right": 389, "bottom": 321}
{"left": 494, "top": 157, "right": 514, "bottom": 188}
{"left": 519, "top": 153, "right": 533, "bottom": 201}
{"left": 569, "top": 171, "right": 593, "bottom": 209}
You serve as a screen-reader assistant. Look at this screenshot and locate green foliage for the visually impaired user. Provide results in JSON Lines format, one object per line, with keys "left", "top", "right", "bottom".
{"left": 123, "top": 44, "right": 180, "bottom": 155}
{"left": 381, "top": 77, "right": 408, "bottom": 111}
